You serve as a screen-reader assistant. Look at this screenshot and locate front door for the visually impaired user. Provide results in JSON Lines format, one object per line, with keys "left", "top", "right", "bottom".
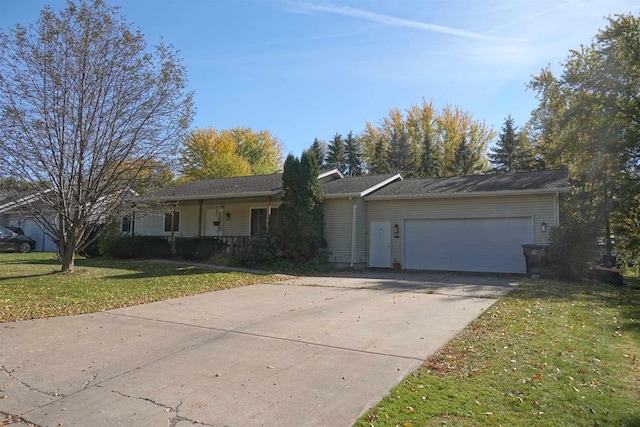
{"left": 205, "top": 209, "right": 223, "bottom": 236}
{"left": 369, "top": 221, "right": 391, "bottom": 268}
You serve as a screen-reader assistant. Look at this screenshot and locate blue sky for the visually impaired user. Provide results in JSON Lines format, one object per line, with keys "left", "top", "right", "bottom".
{"left": 1, "top": 0, "right": 638, "bottom": 157}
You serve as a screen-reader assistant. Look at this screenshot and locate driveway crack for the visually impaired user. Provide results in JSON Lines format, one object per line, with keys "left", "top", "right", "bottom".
{"left": 0, "top": 365, "right": 64, "bottom": 399}
{"left": 102, "top": 388, "right": 215, "bottom": 427}
{"left": 0, "top": 411, "right": 43, "bottom": 427}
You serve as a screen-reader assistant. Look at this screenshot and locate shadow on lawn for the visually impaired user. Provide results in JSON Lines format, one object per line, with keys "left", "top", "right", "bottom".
{"left": 0, "top": 257, "right": 237, "bottom": 282}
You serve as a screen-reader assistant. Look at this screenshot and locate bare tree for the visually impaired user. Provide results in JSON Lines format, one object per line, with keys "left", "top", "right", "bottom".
{"left": 0, "top": 0, "right": 194, "bottom": 273}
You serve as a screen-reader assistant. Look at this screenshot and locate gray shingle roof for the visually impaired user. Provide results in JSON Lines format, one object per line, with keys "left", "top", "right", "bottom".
{"left": 146, "top": 173, "right": 285, "bottom": 201}
{"left": 143, "top": 169, "right": 569, "bottom": 202}
{"left": 322, "top": 174, "right": 401, "bottom": 197}
{"left": 365, "top": 169, "right": 569, "bottom": 199}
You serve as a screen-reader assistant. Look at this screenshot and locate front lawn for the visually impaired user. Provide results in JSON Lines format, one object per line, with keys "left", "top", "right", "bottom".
{"left": 0, "top": 253, "right": 281, "bottom": 322}
{"left": 356, "top": 278, "right": 640, "bottom": 426}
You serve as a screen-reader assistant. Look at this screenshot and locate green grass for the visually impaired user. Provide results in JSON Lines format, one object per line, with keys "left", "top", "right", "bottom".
{"left": 356, "top": 278, "right": 640, "bottom": 427}
{"left": 0, "top": 253, "right": 282, "bottom": 322}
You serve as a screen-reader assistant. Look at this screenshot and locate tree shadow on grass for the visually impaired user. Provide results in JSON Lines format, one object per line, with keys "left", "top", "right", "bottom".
{"left": 0, "top": 257, "right": 242, "bottom": 282}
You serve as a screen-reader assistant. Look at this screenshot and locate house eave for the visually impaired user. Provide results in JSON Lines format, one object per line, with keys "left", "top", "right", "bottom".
{"left": 147, "top": 189, "right": 283, "bottom": 202}
{"left": 365, "top": 188, "right": 569, "bottom": 201}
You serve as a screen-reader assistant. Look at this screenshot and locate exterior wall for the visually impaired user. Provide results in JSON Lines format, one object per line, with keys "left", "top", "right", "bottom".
{"left": 354, "top": 197, "right": 368, "bottom": 266}
{"left": 366, "top": 193, "right": 558, "bottom": 268}
{"left": 133, "top": 198, "right": 281, "bottom": 237}
{"left": 323, "top": 197, "right": 368, "bottom": 268}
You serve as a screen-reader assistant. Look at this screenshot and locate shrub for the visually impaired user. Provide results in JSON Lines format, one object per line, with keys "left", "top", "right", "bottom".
{"left": 544, "top": 221, "right": 598, "bottom": 280}
{"left": 175, "top": 237, "right": 228, "bottom": 261}
{"left": 100, "top": 234, "right": 171, "bottom": 259}
{"left": 230, "top": 236, "right": 278, "bottom": 268}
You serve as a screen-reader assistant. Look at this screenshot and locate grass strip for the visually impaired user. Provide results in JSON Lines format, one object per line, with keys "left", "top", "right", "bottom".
{"left": 356, "top": 278, "right": 640, "bottom": 427}
{"left": 0, "top": 253, "right": 282, "bottom": 322}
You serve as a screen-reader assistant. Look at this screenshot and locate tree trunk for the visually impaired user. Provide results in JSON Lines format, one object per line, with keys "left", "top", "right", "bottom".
{"left": 60, "top": 247, "right": 76, "bottom": 274}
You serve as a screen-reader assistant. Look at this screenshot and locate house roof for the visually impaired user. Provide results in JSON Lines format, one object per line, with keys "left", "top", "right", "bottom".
{"left": 365, "top": 169, "right": 570, "bottom": 200}
{"left": 322, "top": 173, "right": 402, "bottom": 198}
{"left": 0, "top": 189, "right": 53, "bottom": 213}
{"left": 145, "top": 173, "right": 285, "bottom": 201}
{"left": 143, "top": 169, "right": 569, "bottom": 203}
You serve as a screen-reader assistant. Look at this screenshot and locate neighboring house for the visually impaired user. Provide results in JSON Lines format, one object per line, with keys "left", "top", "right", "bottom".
{"left": 0, "top": 190, "right": 57, "bottom": 252}
{"left": 135, "top": 169, "right": 569, "bottom": 274}
{"left": 0, "top": 189, "right": 137, "bottom": 252}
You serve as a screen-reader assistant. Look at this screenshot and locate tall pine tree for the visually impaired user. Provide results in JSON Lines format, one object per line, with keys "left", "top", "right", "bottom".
{"left": 344, "top": 131, "right": 363, "bottom": 176}
{"left": 390, "top": 127, "right": 415, "bottom": 176}
{"left": 273, "top": 151, "right": 324, "bottom": 261}
{"left": 419, "top": 131, "right": 440, "bottom": 177}
{"left": 310, "top": 137, "right": 326, "bottom": 169}
{"left": 449, "top": 137, "right": 481, "bottom": 176}
{"left": 326, "top": 133, "right": 346, "bottom": 174}
{"left": 489, "top": 115, "right": 519, "bottom": 172}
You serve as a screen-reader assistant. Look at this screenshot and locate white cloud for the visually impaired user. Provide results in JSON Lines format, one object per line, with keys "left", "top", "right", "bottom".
{"left": 291, "top": 2, "right": 523, "bottom": 42}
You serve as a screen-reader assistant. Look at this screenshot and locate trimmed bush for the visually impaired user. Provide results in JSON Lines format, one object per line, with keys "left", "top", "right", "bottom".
{"left": 175, "top": 237, "right": 228, "bottom": 261}
{"left": 100, "top": 235, "right": 171, "bottom": 259}
{"left": 230, "top": 236, "right": 278, "bottom": 268}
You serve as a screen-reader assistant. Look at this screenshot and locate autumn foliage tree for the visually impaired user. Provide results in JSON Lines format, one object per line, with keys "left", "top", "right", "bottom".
{"left": 528, "top": 13, "right": 640, "bottom": 263}
{"left": 179, "top": 127, "right": 284, "bottom": 181}
{"left": 0, "top": 0, "right": 193, "bottom": 273}
{"left": 361, "top": 100, "right": 494, "bottom": 177}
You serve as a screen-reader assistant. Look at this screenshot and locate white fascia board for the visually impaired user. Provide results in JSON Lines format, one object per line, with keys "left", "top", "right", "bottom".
{"left": 359, "top": 173, "right": 403, "bottom": 197}
{"left": 318, "top": 169, "right": 343, "bottom": 179}
{"left": 0, "top": 189, "right": 52, "bottom": 212}
{"left": 148, "top": 189, "right": 282, "bottom": 202}
{"left": 365, "top": 188, "right": 569, "bottom": 201}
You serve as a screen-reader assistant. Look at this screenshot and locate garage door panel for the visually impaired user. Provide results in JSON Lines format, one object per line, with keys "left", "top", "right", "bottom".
{"left": 404, "top": 217, "right": 532, "bottom": 274}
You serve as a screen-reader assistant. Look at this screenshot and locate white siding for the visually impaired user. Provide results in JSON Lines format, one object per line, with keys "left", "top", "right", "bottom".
{"left": 322, "top": 197, "right": 368, "bottom": 268}
{"left": 323, "top": 199, "right": 353, "bottom": 265}
{"left": 134, "top": 199, "right": 281, "bottom": 237}
{"left": 367, "top": 194, "right": 558, "bottom": 269}
{"left": 354, "top": 197, "right": 368, "bottom": 266}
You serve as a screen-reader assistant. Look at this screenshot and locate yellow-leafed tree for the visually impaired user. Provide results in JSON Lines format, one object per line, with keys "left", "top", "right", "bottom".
{"left": 179, "top": 127, "right": 284, "bottom": 182}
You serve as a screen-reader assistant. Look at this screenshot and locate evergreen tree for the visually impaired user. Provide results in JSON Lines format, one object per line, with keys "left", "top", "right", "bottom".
{"left": 449, "top": 137, "right": 480, "bottom": 176}
{"left": 419, "top": 132, "right": 440, "bottom": 177}
{"left": 489, "top": 115, "right": 519, "bottom": 172}
{"left": 513, "top": 132, "right": 537, "bottom": 171}
{"left": 326, "top": 133, "right": 346, "bottom": 173}
{"left": 344, "top": 131, "right": 363, "bottom": 176}
{"left": 369, "top": 138, "right": 391, "bottom": 174}
{"left": 310, "top": 138, "right": 326, "bottom": 169}
{"left": 390, "top": 127, "right": 415, "bottom": 176}
{"left": 272, "top": 152, "right": 324, "bottom": 261}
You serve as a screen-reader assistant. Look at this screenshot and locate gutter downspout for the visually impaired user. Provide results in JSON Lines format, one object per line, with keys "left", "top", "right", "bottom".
{"left": 350, "top": 197, "right": 357, "bottom": 268}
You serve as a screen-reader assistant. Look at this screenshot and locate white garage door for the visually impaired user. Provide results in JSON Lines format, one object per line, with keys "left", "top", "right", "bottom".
{"left": 404, "top": 217, "right": 533, "bottom": 274}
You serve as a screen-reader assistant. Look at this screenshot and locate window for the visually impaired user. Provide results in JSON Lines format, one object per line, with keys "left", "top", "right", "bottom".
{"left": 250, "top": 208, "right": 278, "bottom": 236}
{"left": 121, "top": 215, "right": 131, "bottom": 233}
{"left": 164, "top": 211, "right": 180, "bottom": 232}
{"left": 251, "top": 208, "right": 267, "bottom": 236}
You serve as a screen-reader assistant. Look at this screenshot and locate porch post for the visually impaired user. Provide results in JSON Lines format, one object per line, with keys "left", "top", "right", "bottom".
{"left": 198, "top": 199, "right": 203, "bottom": 237}
{"left": 266, "top": 196, "right": 272, "bottom": 231}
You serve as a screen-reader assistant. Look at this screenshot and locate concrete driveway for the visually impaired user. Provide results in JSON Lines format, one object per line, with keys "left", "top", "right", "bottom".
{"left": 0, "top": 271, "right": 518, "bottom": 426}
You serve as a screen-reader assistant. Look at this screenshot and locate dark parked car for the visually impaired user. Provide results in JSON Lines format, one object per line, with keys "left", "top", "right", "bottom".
{"left": 6, "top": 226, "right": 25, "bottom": 235}
{"left": 0, "top": 225, "right": 36, "bottom": 253}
